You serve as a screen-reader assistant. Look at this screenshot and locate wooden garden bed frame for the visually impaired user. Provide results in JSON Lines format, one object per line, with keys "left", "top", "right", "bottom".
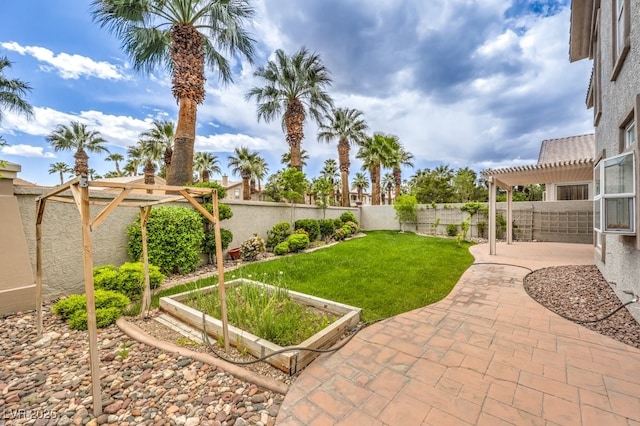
{"left": 34, "top": 177, "right": 229, "bottom": 416}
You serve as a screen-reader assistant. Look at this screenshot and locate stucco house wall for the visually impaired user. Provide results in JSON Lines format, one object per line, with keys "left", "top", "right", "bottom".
{"left": 571, "top": 0, "right": 640, "bottom": 321}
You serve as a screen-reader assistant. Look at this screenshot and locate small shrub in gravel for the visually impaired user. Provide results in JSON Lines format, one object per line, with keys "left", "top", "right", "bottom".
{"left": 286, "top": 233, "right": 310, "bottom": 252}
{"left": 340, "top": 211, "right": 358, "bottom": 226}
{"left": 240, "top": 234, "right": 266, "bottom": 261}
{"left": 266, "top": 222, "right": 291, "bottom": 251}
{"left": 318, "top": 219, "right": 336, "bottom": 240}
{"left": 294, "top": 218, "right": 320, "bottom": 241}
{"left": 53, "top": 290, "right": 130, "bottom": 330}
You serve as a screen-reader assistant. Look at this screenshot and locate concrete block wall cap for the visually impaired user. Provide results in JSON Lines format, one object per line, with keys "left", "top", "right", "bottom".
{"left": 116, "top": 317, "right": 289, "bottom": 395}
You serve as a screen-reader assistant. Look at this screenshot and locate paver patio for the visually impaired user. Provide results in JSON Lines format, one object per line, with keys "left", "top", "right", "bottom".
{"left": 276, "top": 242, "right": 640, "bottom": 425}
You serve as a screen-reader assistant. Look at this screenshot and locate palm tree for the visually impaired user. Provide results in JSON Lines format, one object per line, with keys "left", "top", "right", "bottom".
{"left": 138, "top": 136, "right": 165, "bottom": 187}
{"left": 351, "top": 172, "right": 369, "bottom": 204}
{"left": 246, "top": 47, "right": 334, "bottom": 171}
{"left": 281, "top": 149, "right": 309, "bottom": 168}
{"left": 381, "top": 172, "right": 395, "bottom": 205}
{"left": 92, "top": 0, "right": 256, "bottom": 186}
{"left": 320, "top": 159, "right": 339, "bottom": 205}
{"left": 48, "top": 162, "right": 73, "bottom": 185}
{"left": 125, "top": 145, "right": 144, "bottom": 176}
{"left": 0, "top": 56, "right": 33, "bottom": 145}
{"left": 193, "top": 151, "right": 221, "bottom": 182}
{"left": 139, "top": 120, "right": 175, "bottom": 181}
{"left": 46, "top": 121, "right": 109, "bottom": 176}
{"left": 356, "top": 132, "right": 394, "bottom": 205}
{"left": 251, "top": 155, "right": 269, "bottom": 195}
{"left": 105, "top": 152, "right": 125, "bottom": 176}
{"left": 387, "top": 141, "right": 414, "bottom": 202}
{"left": 227, "top": 146, "right": 257, "bottom": 200}
{"left": 318, "top": 107, "right": 368, "bottom": 207}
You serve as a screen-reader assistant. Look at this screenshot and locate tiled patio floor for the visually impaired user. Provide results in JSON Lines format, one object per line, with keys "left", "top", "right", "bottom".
{"left": 276, "top": 242, "right": 640, "bottom": 425}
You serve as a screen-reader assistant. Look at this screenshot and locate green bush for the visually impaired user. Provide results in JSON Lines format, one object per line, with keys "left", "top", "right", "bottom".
{"left": 446, "top": 223, "right": 459, "bottom": 237}
{"left": 266, "top": 222, "right": 291, "bottom": 251}
{"left": 294, "top": 218, "right": 320, "bottom": 241}
{"left": 94, "top": 262, "right": 165, "bottom": 301}
{"left": 93, "top": 265, "right": 119, "bottom": 293}
{"left": 240, "top": 234, "right": 266, "bottom": 261}
{"left": 127, "top": 206, "right": 205, "bottom": 274}
{"left": 343, "top": 221, "right": 358, "bottom": 234}
{"left": 188, "top": 181, "right": 227, "bottom": 200}
{"left": 202, "top": 228, "right": 233, "bottom": 255}
{"left": 318, "top": 219, "right": 336, "bottom": 240}
{"left": 199, "top": 202, "right": 233, "bottom": 221}
{"left": 68, "top": 307, "right": 124, "bottom": 331}
{"left": 286, "top": 233, "right": 310, "bottom": 252}
{"left": 341, "top": 225, "right": 353, "bottom": 237}
{"left": 52, "top": 290, "right": 130, "bottom": 330}
{"left": 340, "top": 211, "right": 358, "bottom": 226}
{"left": 333, "top": 228, "right": 346, "bottom": 241}
{"left": 274, "top": 241, "right": 290, "bottom": 256}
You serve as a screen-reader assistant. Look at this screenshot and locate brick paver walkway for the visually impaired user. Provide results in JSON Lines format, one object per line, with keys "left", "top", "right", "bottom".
{"left": 276, "top": 242, "right": 640, "bottom": 425}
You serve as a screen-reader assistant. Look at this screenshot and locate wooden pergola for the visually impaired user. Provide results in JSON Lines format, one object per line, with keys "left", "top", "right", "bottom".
{"left": 34, "top": 177, "right": 230, "bottom": 416}
{"left": 482, "top": 158, "right": 594, "bottom": 254}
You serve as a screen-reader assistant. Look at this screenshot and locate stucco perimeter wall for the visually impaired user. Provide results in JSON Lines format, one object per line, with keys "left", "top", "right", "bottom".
{"left": 361, "top": 201, "right": 593, "bottom": 244}
{"left": 15, "top": 186, "right": 357, "bottom": 301}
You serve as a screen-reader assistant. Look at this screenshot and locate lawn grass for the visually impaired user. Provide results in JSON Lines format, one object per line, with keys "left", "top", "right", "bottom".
{"left": 152, "top": 231, "right": 475, "bottom": 323}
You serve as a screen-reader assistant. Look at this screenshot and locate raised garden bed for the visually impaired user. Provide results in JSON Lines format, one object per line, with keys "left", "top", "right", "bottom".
{"left": 159, "top": 278, "right": 362, "bottom": 374}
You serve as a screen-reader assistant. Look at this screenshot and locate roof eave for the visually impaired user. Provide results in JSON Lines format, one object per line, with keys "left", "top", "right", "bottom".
{"left": 569, "top": 0, "right": 594, "bottom": 62}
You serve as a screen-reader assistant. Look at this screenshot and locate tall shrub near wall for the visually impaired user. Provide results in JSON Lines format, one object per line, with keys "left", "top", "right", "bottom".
{"left": 127, "top": 206, "right": 205, "bottom": 274}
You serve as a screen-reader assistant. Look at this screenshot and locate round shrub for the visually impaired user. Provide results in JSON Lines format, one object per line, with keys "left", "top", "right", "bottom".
{"left": 333, "top": 218, "right": 343, "bottom": 229}
{"left": 202, "top": 228, "right": 233, "bottom": 255}
{"left": 94, "top": 262, "right": 164, "bottom": 301}
{"left": 127, "top": 206, "right": 205, "bottom": 274}
{"left": 52, "top": 289, "right": 130, "bottom": 330}
{"left": 274, "top": 241, "right": 290, "bottom": 256}
{"left": 318, "top": 219, "right": 336, "bottom": 240}
{"left": 266, "top": 222, "right": 291, "bottom": 251}
{"left": 343, "top": 221, "right": 358, "bottom": 234}
{"left": 333, "top": 228, "right": 346, "bottom": 241}
{"left": 294, "top": 218, "right": 320, "bottom": 242}
{"left": 341, "top": 224, "right": 353, "bottom": 236}
{"left": 340, "top": 211, "right": 358, "bottom": 226}
{"left": 240, "top": 234, "right": 266, "bottom": 261}
{"left": 93, "top": 265, "right": 119, "bottom": 293}
{"left": 446, "top": 223, "right": 459, "bottom": 237}
{"left": 287, "top": 233, "right": 310, "bottom": 252}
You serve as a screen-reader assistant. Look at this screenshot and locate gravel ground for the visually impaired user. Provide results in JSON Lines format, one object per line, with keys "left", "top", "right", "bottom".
{"left": 4, "top": 260, "right": 640, "bottom": 425}
{"left": 524, "top": 264, "right": 640, "bottom": 349}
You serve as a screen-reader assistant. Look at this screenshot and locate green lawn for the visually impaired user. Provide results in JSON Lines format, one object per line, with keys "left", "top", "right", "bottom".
{"left": 152, "top": 231, "right": 475, "bottom": 323}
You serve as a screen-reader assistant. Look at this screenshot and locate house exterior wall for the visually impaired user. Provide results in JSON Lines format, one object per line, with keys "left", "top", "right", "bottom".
{"left": 585, "top": 0, "right": 640, "bottom": 321}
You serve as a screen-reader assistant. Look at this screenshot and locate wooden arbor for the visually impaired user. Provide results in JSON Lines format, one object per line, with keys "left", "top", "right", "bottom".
{"left": 34, "top": 177, "right": 229, "bottom": 416}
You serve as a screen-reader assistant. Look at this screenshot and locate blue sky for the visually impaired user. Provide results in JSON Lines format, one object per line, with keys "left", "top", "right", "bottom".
{"left": 0, "top": 0, "right": 593, "bottom": 187}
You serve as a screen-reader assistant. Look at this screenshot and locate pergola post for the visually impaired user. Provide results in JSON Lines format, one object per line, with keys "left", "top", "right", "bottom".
{"left": 488, "top": 177, "right": 496, "bottom": 255}
{"left": 139, "top": 206, "right": 153, "bottom": 317}
{"left": 79, "top": 176, "right": 102, "bottom": 416}
{"left": 506, "top": 188, "right": 513, "bottom": 244}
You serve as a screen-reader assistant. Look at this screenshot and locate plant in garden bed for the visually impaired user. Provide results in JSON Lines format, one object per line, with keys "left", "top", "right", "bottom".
{"left": 185, "top": 277, "right": 335, "bottom": 346}
{"left": 94, "top": 262, "right": 165, "bottom": 301}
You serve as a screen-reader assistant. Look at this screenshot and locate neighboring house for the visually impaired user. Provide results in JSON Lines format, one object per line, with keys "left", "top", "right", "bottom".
{"left": 538, "top": 134, "right": 595, "bottom": 201}
{"left": 212, "top": 175, "right": 244, "bottom": 201}
{"left": 570, "top": 0, "right": 640, "bottom": 319}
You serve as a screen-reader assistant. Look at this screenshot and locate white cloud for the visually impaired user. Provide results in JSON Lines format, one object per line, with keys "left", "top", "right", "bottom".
{"left": 1, "top": 41, "right": 128, "bottom": 80}
{"left": 196, "top": 133, "right": 272, "bottom": 153}
{"left": 1, "top": 144, "right": 55, "bottom": 158}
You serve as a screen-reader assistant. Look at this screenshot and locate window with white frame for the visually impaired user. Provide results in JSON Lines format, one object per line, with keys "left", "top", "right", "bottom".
{"left": 557, "top": 184, "right": 589, "bottom": 201}
{"left": 625, "top": 120, "right": 636, "bottom": 147}
{"left": 594, "top": 152, "right": 636, "bottom": 234}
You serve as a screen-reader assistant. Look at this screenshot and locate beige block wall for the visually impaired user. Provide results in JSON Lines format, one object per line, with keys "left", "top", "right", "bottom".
{"left": 12, "top": 187, "right": 358, "bottom": 306}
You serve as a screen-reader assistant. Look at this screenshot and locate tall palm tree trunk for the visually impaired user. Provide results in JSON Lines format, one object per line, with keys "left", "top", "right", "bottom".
{"left": 393, "top": 167, "right": 402, "bottom": 201}
{"left": 144, "top": 161, "right": 156, "bottom": 194}
{"left": 370, "top": 164, "right": 381, "bottom": 205}
{"left": 338, "top": 138, "right": 351, "bottom": 207}
{"left": 169, "top": 98, "right": 197, "bottom": 186}
{"left": 285, "top": 100, "right": 305, "bottom": 170}
{"left": 74, "top": 149, "right": 89, "bottom": 177}
{"left": 164, "top": 147, "right": 173, "bottom": 183}
{"left": 241, "top": 171, "right": 251, "bottom": 200}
